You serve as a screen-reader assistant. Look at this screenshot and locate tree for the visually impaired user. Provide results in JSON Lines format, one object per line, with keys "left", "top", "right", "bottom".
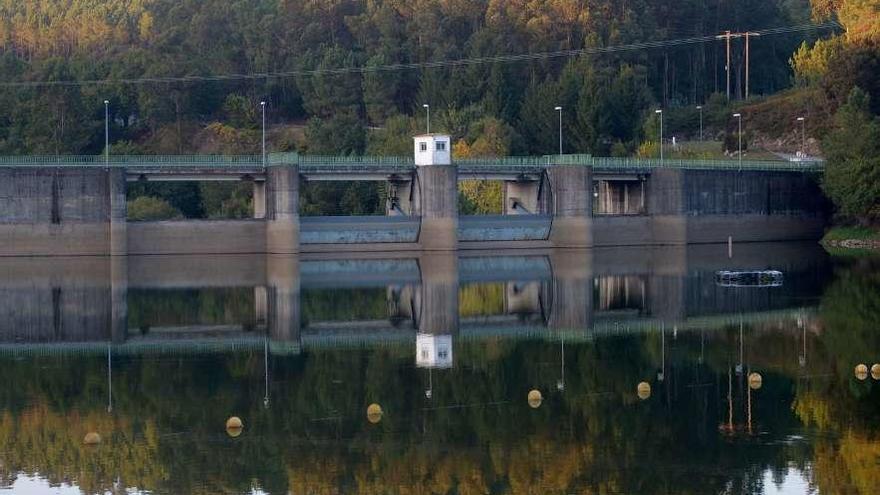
{"left": 822, "top": 88, "right": 880, "bottom": 223}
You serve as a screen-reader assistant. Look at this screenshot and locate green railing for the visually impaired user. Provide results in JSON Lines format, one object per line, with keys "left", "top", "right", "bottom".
{"left": 588, "top": 156, "right": 825, "bottom": 172}
{"left": 0, "top": 152, "right": 824, "bottom": 172}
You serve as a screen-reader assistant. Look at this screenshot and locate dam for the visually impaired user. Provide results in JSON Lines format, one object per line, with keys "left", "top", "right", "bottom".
{"left": 0, "top": 134, "right": 825, "bottom": 256}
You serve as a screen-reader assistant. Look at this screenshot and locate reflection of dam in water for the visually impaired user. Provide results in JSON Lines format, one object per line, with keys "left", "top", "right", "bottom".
{"left": 0, "top": 243, "right": 830, "bottom": 356}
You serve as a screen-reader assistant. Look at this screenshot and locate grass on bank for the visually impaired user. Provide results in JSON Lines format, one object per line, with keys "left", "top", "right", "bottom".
{"left": 822, "top": 226, "right": 880, "bottom": 242}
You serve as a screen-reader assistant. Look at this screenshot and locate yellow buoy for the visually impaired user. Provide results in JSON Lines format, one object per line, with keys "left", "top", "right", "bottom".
{"left": 637, "top": 382, "right": 651, "bottom": 400}
{"left": 83, "top": 432, "right": 101, "bottom": 445}
{"left": 855, "top": 364, "right": 869, "bottom": 381}
{"left": 527, "top": 389, "right": 543, "bottom": 409}
{"left": 871, "top": 364, "right": 880, "bottom": 381}
{"left": 225, "top": 416, "right": 243, "bottom": 437}
{"left": 748, "top": 372, "right": 763, "bottom": 390}
{"left": 367, "top": 403, "right": 383, "bottom": 424}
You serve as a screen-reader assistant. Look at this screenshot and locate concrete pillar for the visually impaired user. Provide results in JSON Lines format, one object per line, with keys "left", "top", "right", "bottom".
{"left": 109, "top": 168, "right": 127, "bottom": 256}
{"left": 548, "top": 250, "right": 594, "bottom": 332}
{"left": 253, "top": 181, "right": 267, "bottom": 219}
{"left": 266, "top": 166, "right": 299, "bottom": 254}
{"left": 416, "top": 253, "right": 459, "bottom": 334}
{"left": 266, "top": 255, "right": 300, "bottom": 343}
{"left": 548, "top": 165, "right": 593, "bottom": 248}
{"left": 417, "top": 166, "right": 458, "bottom": 250}
{"left": 503, "top": 180, "right": 542, "bottom": 215}
{"left": 110, "top": 256, "right": 128, "bottom": 344}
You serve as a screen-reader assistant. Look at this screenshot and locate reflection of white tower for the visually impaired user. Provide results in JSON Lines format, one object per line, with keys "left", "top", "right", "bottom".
{"left": 416, "top": 333, "right": 453, "bottom": 369}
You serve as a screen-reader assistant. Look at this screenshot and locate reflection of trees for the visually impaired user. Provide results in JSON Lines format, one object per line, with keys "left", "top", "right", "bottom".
{"left": 128, "top": 288, "right": 256, "bottom": 329}
{"left": 0, "top": 315, "right": 878, "bottom": 494}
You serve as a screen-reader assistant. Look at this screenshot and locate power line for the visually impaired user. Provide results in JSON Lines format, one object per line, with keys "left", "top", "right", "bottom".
{"left": 0, "top": 21, "right": 840, "bottom": 89}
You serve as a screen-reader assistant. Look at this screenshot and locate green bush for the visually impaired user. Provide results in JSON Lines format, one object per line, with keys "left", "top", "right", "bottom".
{"left": 127, "top": 196, "right": 182, "bottom": 221}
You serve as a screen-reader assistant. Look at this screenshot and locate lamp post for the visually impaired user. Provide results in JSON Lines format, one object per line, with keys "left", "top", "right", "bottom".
{"left": 696, "top": 105, "right": 703, "bottom": 141}
{"left": 423, "top": 104, "right": 430, "bottom": 134}
{"left": 104, "top": 100, "right": 110, "bottom": 165}
{"left": 655, "top": 109, "right": 663, "bottom": 160}
{"left": 261, "top": 101, "right": 266, "bottom": 166}
{"left": 554, "top": 106, "right": 563, "bottom": 156}
{"left": 796, "top": 117, "right": 806, "bottom": 158}
{"left": 733, "top": 113, "right": 743, "bottom": 170}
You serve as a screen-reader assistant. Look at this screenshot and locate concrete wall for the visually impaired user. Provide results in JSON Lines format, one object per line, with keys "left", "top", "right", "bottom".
{"left": 128, "top": 220, "right": 266, "bottom": 255}
{"left": 0, "top": 165, "right": 825, "bottom": 256}
{"left": 0, "top": 168, "right": 112, "bottom": 256}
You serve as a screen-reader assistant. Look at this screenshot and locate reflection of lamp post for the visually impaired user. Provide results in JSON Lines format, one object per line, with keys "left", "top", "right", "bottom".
{"left": 557, "top": 334, "right": 565, "bottom": 392}
{"left": 736, "top": 321, "right": 744, "bottom": 375}
{"left": 107, "top": 344, "right": 113, "bottom": 413}
{"left": 699, "top": 329, "right": 705, "bottom": 364}
{"left": 733, "top": 113, "right": 743, "bottom": 171}
{"left": 658, "top": 324, "right": 665, "bottom": 382}
{"left": 798, "top": 317, "right": 807, "bottom": 367}
{"left": 426, "top": 368, "right": 433, "bottom": 399}
{"left": 263, "top": 336, "right": 270, "bottom": 409}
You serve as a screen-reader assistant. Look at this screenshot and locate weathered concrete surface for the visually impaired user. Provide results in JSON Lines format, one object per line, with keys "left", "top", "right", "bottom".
{"left": 128, "top": 220, "right": 266, "bottom": 255}
{"left": 301, "top": 216, "right": 420, "bottom": 244}
{"left": 0, "top": 168, "right": 112, "bottom": 256}
{"left": 686, "top": 215, "right": 825, "bottom": 244}
{"left": 458, "top": 215, "right": 551, "bottom": 242}
{"left": 547, "top": 166, "right": 593, "bottom": 248}
{"left": 109, "top": 169, "right": 128, "bottom": 256}
{"left": 547, "top": 249, "right": 593, "bottom": 330}
{"left": 127, "top": 255, "right": 267, "bottom": 289}
{"left": 417, "top": 165, "right": 458, "bottom": 250}
{"left": 417, "top": 253, "right": 459, "bottom": 334}
{"left": 267, "top": 255, "right": 300, "bottom": 343}
{"left": 266, "top": 166, "right": 300, "bottom": 254}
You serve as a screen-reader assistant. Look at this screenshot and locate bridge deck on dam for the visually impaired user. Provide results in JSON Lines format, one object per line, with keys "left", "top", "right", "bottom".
{"left": 0, "top": 152, "right": 824, "bottom": 177}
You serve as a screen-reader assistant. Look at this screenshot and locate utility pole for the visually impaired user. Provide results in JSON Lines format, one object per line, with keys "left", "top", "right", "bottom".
{"left": 744, "top": 32, "right": 761, "bottom": 100}
{"left": 717, "top": 31, "right": 734, "bottom": 101}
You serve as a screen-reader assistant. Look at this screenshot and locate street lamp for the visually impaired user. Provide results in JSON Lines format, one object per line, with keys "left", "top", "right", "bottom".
{"left": 796, "top": 117, "right": 806, "bottom": 158}
{"left": 423, "top": 104, "right": 430, "bottom": 134}
{"left": 260, "top": 101, "right": 266, "bottom": 166}
{"left": 696, "top": 105, "right": 703, "bottom": 142}
{"left": 733, "top": 113, "right": 742, "bottom": 170}
{"left": 554, "top": 106, "right": 563, "bottom": 156}
{"left": 104, "top": 100, "right": 110, "bottom": 165}
{"left": 655, "top": 109, "right": 663, "bottom": 160}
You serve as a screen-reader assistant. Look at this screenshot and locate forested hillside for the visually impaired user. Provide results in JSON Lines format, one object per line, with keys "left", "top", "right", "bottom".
{"left": 0, "top": 0, "right": 818, "bottom": 158}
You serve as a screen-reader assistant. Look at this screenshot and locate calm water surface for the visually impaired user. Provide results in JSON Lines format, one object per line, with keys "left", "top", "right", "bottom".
{"left": 0, "top": 244, "right": 878, "bottom": 494}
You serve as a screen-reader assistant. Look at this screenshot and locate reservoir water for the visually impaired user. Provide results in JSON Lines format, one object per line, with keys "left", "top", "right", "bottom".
{"left": 0, "top": 243, "right": 877, "bottom": 494}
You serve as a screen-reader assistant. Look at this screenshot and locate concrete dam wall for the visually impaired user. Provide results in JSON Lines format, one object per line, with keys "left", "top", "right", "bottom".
{"left": 0, "top": 163, "right": 825, "bottom": 256}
